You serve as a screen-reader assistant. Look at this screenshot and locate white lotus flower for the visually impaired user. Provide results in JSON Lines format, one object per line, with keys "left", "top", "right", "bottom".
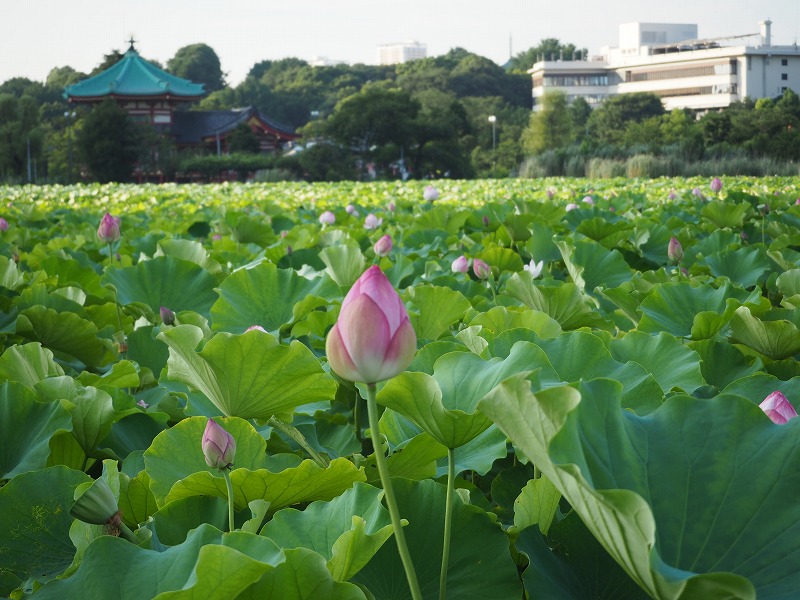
{"left": 524, "top": 259, "right": 544, "bottom": 279}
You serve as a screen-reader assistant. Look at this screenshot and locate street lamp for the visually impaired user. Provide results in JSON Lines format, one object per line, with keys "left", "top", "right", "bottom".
{"left": 310, "top": 110, "right": 320, "bottom": 143}
{"left": 488, "top": 115, "right": 497, "bottom": 178}
{"left": 64, "top": 111, "right": 76, "bottom": 183}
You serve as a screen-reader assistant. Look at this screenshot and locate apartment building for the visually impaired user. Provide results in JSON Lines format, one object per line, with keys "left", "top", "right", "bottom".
{"left": 377, "top": 41, "right": 427, "bottom": 65}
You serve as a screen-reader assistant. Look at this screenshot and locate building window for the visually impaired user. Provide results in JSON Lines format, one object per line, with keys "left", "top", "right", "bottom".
{"left": 782, "top": 73, "right": 788, "bottom": 80}
{"left": 782, "top": 59, "right": 788, "bottom": 66}
{"left": 783, "top": 87, "right": 788, "bottom": 93}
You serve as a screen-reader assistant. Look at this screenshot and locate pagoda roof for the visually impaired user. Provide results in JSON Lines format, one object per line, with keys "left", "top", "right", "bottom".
{"left": 172, "top": 107, "right": 298, "bottom": 145}
{"left": 64, "top": 48, "right": 205, "bottom": 101}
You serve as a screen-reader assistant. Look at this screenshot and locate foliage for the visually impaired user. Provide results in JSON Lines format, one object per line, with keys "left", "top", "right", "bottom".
{"left": 76, "top": 99, "right": 142, "bottom": 182}
{"left": 167, "top": 43, "right": 226, "bottom": 92}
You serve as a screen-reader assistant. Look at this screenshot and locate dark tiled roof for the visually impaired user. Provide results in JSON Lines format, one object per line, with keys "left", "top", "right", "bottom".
{"left": 171, "top": 107, "right": 297, "bottom": 144}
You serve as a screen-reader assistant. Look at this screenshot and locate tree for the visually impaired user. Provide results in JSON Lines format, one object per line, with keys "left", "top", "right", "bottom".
{"left": 0, "top": 94, "right": 43, "bottom": 181}
{"left": 507, "top": 39, "right": 589, "bottom": 73}
{"left": 77, "top": 99, "right": 142, "bottom": 182}
{"left": 168, "top": 44, "right": 225, "bottom": 92}
{"left": 227, "top": 123, "right": 261, "bottom": 154}
{"left": 587, "top": 93, "right": 665, "bottom": 146}
{"left": 522, "top": 91, "right": 573, "bottom": 154}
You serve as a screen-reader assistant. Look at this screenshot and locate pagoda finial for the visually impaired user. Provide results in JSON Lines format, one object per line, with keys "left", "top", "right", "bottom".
{"left": 127, "top": 36, "right": 137, "bottom": 52}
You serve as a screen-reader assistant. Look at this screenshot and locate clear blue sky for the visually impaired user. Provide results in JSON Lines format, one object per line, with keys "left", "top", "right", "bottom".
{"left": 3, "top": 0, "right": 798, "bottom": 86}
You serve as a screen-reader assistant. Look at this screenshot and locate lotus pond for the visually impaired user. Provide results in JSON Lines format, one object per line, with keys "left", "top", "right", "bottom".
{"left": 1, "top": 176, "right": 800, "bottom": 600}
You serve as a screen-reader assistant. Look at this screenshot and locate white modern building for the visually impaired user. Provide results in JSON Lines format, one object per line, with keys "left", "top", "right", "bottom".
{"left": 377, "top": 41, "right": 427, "bottom": 65}
{"left": 530, "top": 20, "right": 800, "bottom": 111}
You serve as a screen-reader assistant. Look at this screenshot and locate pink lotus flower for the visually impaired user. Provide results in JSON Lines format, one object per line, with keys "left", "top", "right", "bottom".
{"left": 423, "top": 186, "right": 439, "bottom": 202}
{"left": 374, "top": 234, "right": 392, "bottom": 257}
{"left": 582, "top": 195, "right": 594, "bottom": 205}
{"left": 97, "top": 213, "right": 121, "bottom": 243}
{"left": 710, "top": 177, "right": 723, "bottom": 193}
{"left": 346, "top": 204, "right": 357, "bottom": 215}
{"left": 325, "top": 266, "right": 417, "bottom": 383}
{"left": 668, "top": 189, "right": 677, "bottom": 200}
{"left": 691, "top": 187, "right": 704, "bottom": 198}
{"left": 0, "top": 218, "right": 7, "bottom": 232}
{"left": 319, "top": 211, "right": 335, "bottom": 225}
{"left": 364, "top": 214, "right": 383, "bottom": 230}
{"left": 565, "top": 203, "right": 579, "bottom": 212}
{"left": 245, "top": 325, "right": 267, "bottom": 333}
{"left": 668, "top": 237, "right": 683, "bottom": 263}
{"left": 760, "top": 391, "right": 798, "bottom": 424}
{"left": 472, "top": 259, "right": 491, "bottom": 280}
{"left": 451, "top": 255, "right": 469, "bottom": 273}
{"left": 524, "top": 259, "right": 544, "bottom": 278}
{"left": 202, "top": 419, "right": 237, "bottom": 469}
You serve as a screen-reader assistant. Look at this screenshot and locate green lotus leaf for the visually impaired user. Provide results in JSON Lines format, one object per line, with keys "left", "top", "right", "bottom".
{"left": 479, "top": 246, "right": 524, "bottom": 273}
{"left": 480, "top": 375, "right": 800, "bottom": 599}
{"left": 512, "top": 476, "right": 560, "bottom": 536}
{"left": 210, "top": 261, "right": 340, "bottom": 335}
{"left": 352, "top": 478, "right": 521, "bottom": 600}
{"left": 32, "top": 525, "right": 367, "bottom": 600}
{"left": 377, "top": 342, "right": 537, "bottom": 448}
{"left": 0, "top": 342, "right": 64, "bottom": 388}
{"left": 638, "top": 281, "right": 764, "bottom": 339}
{"left": 701, "top": 200, "right": 750, "bottom": 229}
{"left": 0, "top": 466, "right": 90, "bottom": 595}
{"left": 102, "top": 256, "right": 219, "bottom": 318}
{"left": 126, "top": 325, "right": 170, "bottom": 377}
{"left": 405, "top": 285, "right": 471, "bottom": 341}
{"left": 39, "top": 256, "right": 105, "bottom": 298}
{"left": 0, "top": 254, "right": 24, "bottom": 290}
{"left": 118, "top": 469, "right": 158, "bottom": 530}
{"left": 158, "top": 325, "right": 336, "bottom": 420}
{"left": 610, "top": 331, "right": 705, "bottom": 394}
{"left": 730, "top": 305, "right": 800, "bottom": 360}
{"left": 13, "top": 282, "right": 89, "bottom": 316}
{"left": 634, "top": 222, "right": 674, "bottom": 266}
{"left": 154, "top": 238, "right": 222, "bottom": 274}
{"left": 721, "top": 373, "right": 800, "bottom": 408}
{"left": 504, "top": 273, "right": 607, "bottom": 330}
{"left": 575, "top": 216, "right": 633, "bottom": 248}
{"left": 150, "top": 495, "right": 230, "bottom": 545}
{"left": 557, "top": 239, "right": 632, "bottom": 293}
{"left": 689, "top": 339, "right": 763, "bottom": 390}
{"left": 15, "top": 305, "right": 115, "bottom": 368}
{"left": 261, "top": 482, "right": 395, "bottom": 581}
{"left": 320, "top": 245, "right": 367, "bottom": 289}
{"left": 77, "top": 359, "right": 141, "bottom": 389}
{"left": 413, "top": 205, "right": 469, "bottom": 234}
{"left": 0, "top": 381, "right": 73, "bottom": 479}
{"left": 517, "top": 515, "right": 650, "bottom": 600}
{"left": 701, "top": 247, "right": 773, "bottom": 288}
{"left": 469, "top": 306, "right": 561, "bottom": 338}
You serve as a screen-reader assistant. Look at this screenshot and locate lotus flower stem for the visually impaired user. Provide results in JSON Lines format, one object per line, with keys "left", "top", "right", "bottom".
{"left": 118, "top": 521, "right": 138, "bottom": 543}
{"left": 267, "top": 416, "right": 330, "bottom": 468}
{"left": 221, "top": 468, "right": 235, "bottom": 532}
{"left": 439, "top": 447, "right": 456, "bottom": 600}
{"left": 108, "top": 241, "right": 114, "bottom": 267}
{"left": 366, "top": 382, "right": 422, "bottom": 600}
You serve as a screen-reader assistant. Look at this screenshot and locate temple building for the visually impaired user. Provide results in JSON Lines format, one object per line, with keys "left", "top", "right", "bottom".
{"left": 64, "top": 41, "right": 298, "bottom": 156}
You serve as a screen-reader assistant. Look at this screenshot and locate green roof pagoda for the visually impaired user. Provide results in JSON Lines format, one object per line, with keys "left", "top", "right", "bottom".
{"left": 64, "top": 43, "right": 205, "bottom": 102}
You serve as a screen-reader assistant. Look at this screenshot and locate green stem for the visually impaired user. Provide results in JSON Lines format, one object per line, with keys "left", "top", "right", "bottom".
{"left": 108, "top": 241, "right": 114, "bottom": 267}
{"left": 354, "top": 389, "right": 364, "bottom": 446}
{"left": 268, "top": 416, "right": 330, "bottom": 468}
{"left": 221, "top": 468, "right": 235, "bottom": 532}
{"left": 118, "top": 521, "right": 138, "bottom": 543}
{"left": 366, "top": 383, "right": 422, "bottom": 600}
{"left": 439, "top": 447, "right": 456, "bottom": 600}
{"left": 488, "top": 276, "right": 497, "bottom": 306}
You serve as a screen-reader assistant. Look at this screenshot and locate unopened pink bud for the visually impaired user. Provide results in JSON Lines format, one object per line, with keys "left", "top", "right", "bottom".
{"left": 451, "top": 255, "right": 469, "bottom": 273}
{"left": 374, "top": 235, "right": 392, "bottom": 257}
{"left": 319, "top": 211, "right": 336, "bottom": 225}
{"left": 668, "top": 237, "right": 684, "bottom": 263}
{"left": 760, "top": 391, "right": 798, "bottom": 424}
{"left": 423, "top": 186, "right": 439, "bottom": 202}
{"left": 97, "top": 213, "right": 121, "bottom": 243}
{"left": 202, "top": 419, "right": 237, "bottom": 469}
{"left": 710, "top": 177, "right": 723, "bottom": 193}
{"left": 472, "top": 259, "right": 491, "bottom": 280}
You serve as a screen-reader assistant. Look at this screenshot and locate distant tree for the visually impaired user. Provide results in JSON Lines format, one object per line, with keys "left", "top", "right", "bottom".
{"left": 46, "top": 66, "right": 85, "bottom": 90}
{"left": 507, "top": 39, "right": 589, "bottom": 72}
{"left": 587, "top": 92, "right": 665, "bottom": 146}
{"left": 569, "top": 97, "right": 592, "bottom": 143}
{"left": 168, "top": 43, "right": 226, "bottom": 92}
{"left": 522, "top": 91, "right": 573, "bottom": 154}
{"left": 77, "top": 99, "right": 142, "bottom": 182}
{"left": 0, "top": 94, "right": 43, "bottom": 180}
{"left": 227, "top": 123, "right": 261, "bottom": 154}
{"left": 90, "top": 50, "right": 125, "bottom": 76}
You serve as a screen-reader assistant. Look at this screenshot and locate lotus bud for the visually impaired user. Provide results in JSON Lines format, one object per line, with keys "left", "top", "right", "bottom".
{"left": 546, "top": 188, "right": 555, "bottom": 199}
{"left": 423, "top": 185, "right": 439, "bottom": 202}
{"left": 374, "top": 234, "right": 392, "bottom": 257}
{"left": 388, "top": 201, "right": 396, "bottom": 212}
{"left": 565, "top": 203, "right": 578, "bottom": 212}
{"left": 202, "top": 419, "right": 237, "bottom": 470}
{"left": 319, "top": 211, "right": 335, "bottom": 225}
{"left": 482, "top": 216, "right": 490, "bottom": 227}
{"left": 668, "top": 189, "right": 677, "bottom": 200}
{"left": 325, "top": 265, "right": 417, "bottom": 384}
{"left": 137, "top": 399, "right": 149, "bottom": 409}
{"left": 245, "top": 325, "right": 267, "bottom": 333}
{"left": 760, "top": 391, "right": 798, "bottom": 424}
{"left": 159, "top": 306, "right": 175, "bottom": 326}
{"left": 691, "top": 187, "right": 704, "bottom": 198}
{"left": 710, "top": 177, "right": 723, "bottom": 193}
{"left": 582, "top": 195, "right": 594, "bottom": 205}
{"left": 0, "top": 218, "right": 8, "bottom": 232}
{"left": 472, "top": 259, "right": 492, "bottom": 280}
{"left": 524, "top": 259, "right": 544, "bottom": 278}
{"left": 212, "top": 233, "right": 222, "bottom": 241}
{"left": 97, "top": 213, "right": 121, "bottom": 243}
{"left": 668, "top": 237, "right": 684, "bottom": 263}
{"left": 70, "top": 478, "right": 120, "bottom": 526}
{"left": 346, "top": 204, "right": 356, "bottom": 215}
{"left": 795, "top": 198, "right": 800, "bottom": 205}
{"left": 286, "top": 245, "right": 293, "bottom": 256}
{"left": 364, "top": 213, "right": 383, "bottom": 230}
{"left": 451, "top": 255, "right": 469, "bottom": 273}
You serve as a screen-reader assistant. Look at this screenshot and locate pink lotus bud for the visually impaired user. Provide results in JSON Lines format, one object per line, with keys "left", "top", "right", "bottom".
{"left": 246, "top": 325, "right": 267, "bottom": 333}
{"left": 668, "top": 189, "right": 677, "bottom": 200}
{"left": 159, "top": 306, "right": 175, "bottom": 326}
{"left": 482, "top": 216, "right": 490, "bottom": 227}
{"left": 373, "top": 234, "right": 392, "bottom": 257}
{"left": 319, "top": 211, "right": 336, "bottom": 225}
{"left": 364, "top": 213, "right": 383, "bottom": 230}
{"left": 760, "top": 391, "right": 798, "bottom": 424}
{"left": 137, "top": 399, "right": 149, "bottom": 409}
{"left": 388, "top": 201, "right": 396, "bottom": 212}
{"left": 795, "top": 198, "right": 800, "bottom": 205}
{"left": 565, "top": 203, "right": 578, "bottom": 212}
{"left": 97, "top": 213, "right": 121, "bottom": 243}
{"left": 668, "top": 237, "right": 684, "bottom": 263}
{"left": 608, "top": 205, "right": 616, "bottom": 212}
{"left": 692, "top": 187, "right": 704, "bottom": 198}
{"left": 325, "top": 265, "right": 417, "bottom": 383}
{"left": 0, "top": 218, "right": 8, "bottom": 232}
{"left": 524, "top": 259, "right": 544, "bottom": 278}
{"left": 212, "top": 234, "right": 222, "bottom": 241}
{"left": 346, "top": 204, "right": 356, "bottom": 215}
{"left": 582, "top": 195, "right": 594, "bottom": 205}
{"left": 280, "top": 230, "right": 288, "bottom": 238}
{"left": 546, "top": 188, "right": 555, "bottom": 199}
{"left": 202, "top": 419, "right": 237, "bottom": 469}
{"left": 710, "top": 177, "right": 723, "bottom": 193}
{"left": 423, "top": 185, "right": 439, "bottom": 202}
{"left": 472, "top": 259, "right": 492, "bottom": 280}
{"left": 451, "top": 255, "right": 469, "bottom": 273}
